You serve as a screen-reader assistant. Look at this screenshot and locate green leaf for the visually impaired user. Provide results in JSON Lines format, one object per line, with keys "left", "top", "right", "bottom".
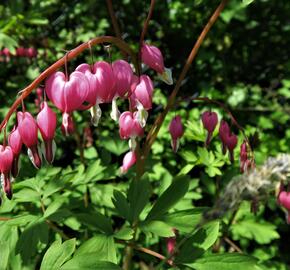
{"left": 176, "top": 221, "right": 220, "bottom": 263}
{"left": 61, "top": 257, "right": 121, "bottom": 270}
{"left": 16, "top": 219, "right": 48, "bottom": 263}
{"left": 75, "top": 235, "right": 117, "bottom": 264}
{"left": 0, "top": 241, "right": 10, "bottom": 270}
{"left": 185, "top": 253, "right": 261, "bottom": 270}
{"left": 84, "top": 160, "right": 106, "bottom": 183}
{"left": 127, "top": 175, "right": 150, "bottom": 222}
{"left": 40, "top": 239, "right": 76, "bottom": 270}
{"left": 231, "top": 219, "right": 280, "bottom": 244}
{"left": 0, "top": 33, "right": 18, "bottom": 53}
{"left": 101, "top": 136, "right": 128, "bottom": 155}
{"left": 145, "top": 176, "right": 190, "bottom": 221}
{"left": 112, "top": 190, "right": 130, "bottom": 221}
{"left": 114, "top": 226, "right": 134, "bottom": 240}
{"left": 162, "top": 208, "right": 207, "bottom": 233}
{"left": 141, "top": 220, "right": 175, "bottom": 237}
{"left": 76, "top": 212, "right": 113, "bottom": 235}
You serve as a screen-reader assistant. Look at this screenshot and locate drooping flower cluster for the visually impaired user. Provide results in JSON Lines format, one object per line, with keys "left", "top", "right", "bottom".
{"left": 0, "top": 47, "right": 37, "bottom": 62}
{"left": 1, "top": 42, "right": 171, "bottom": 199}
{"left": 201, "top": 111, "right": 238, "bottom": 163}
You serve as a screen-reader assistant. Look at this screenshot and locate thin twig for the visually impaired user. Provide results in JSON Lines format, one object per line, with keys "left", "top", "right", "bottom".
{"left": 137, "top": 0, "right": 156, "bottom": 75}
{"left": 106, "top": 0, "right": 127, "bottom": 58}
{"left": 117, "top": 240, "right": 174, "bottom": 267}
{"left": 224, "top": 237, "right": 243, "bottom": 253}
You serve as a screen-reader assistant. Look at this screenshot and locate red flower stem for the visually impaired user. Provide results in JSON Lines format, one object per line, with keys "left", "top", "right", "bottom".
{"left": 138, "top": 0, "right": 156, "bottom": 74}
{"left": 142, "top": 0, "right": 228, "bottom": 162}
{"left": 0, "top": 36, "right": 137, "bottom": 132}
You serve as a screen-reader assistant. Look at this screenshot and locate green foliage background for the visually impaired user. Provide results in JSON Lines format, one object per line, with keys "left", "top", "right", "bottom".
{"left": 0, "top": 0, "right": 289, "bottom": 269}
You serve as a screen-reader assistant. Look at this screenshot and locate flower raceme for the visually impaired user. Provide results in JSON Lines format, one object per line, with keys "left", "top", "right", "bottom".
{"left": 36, "top": 102, "right": 57, "bottom": 164}
{"left": 17, "top": 112, "right": 42, "bottom": 169}
{"left": 201, "top": 111, "right": 218, "bottom": 146}
{"left": 168, "top": 115, "right": 184, "bottom": 152}
{"left": 0, "top": 145, "right": 14, "bottom": 199}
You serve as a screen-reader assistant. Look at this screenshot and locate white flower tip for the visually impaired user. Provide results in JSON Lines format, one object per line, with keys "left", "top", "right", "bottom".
{"left": 90, "top": 104, "right": 102, "bottom": 127}
{"left": 158, "top": 67, "right": 173, "bottom": 85}
{"left": 110, "top": 97, "right": 120, "bottom": 122}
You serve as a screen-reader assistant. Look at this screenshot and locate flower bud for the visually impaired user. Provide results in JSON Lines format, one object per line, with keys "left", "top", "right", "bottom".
{"left": 0, "top": 145, "right": 14, "bottom": 199}
{"left": 121, "top": 151, "right": 137, "bottom": 174}
{"left": 17, "top": 112, "right": 42, "bottom": 169}
{"left": 169, "top": 116, "right": 184, "bottom": 152}
{"left": 37, "top": 102, "right": 57, "bottom": 164}
{"left": 219, "top": 120, "right": 230, "bottom": 154}
{"left": 226, "top": 133, "right": 238, "bottom": 163}
{"left": 201, "top": 111, "right": 218, "bottom": 146}
{"left": 8, "top": 126, "right": 23, "bottom": 178}
{"left": 141, "top": 43, "right": 173, "bottom": 85}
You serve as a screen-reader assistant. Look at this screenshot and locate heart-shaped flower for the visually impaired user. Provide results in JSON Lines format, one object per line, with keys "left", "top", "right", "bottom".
{"left": 8, "top": 126, "right": 23, "bottom": 177}
{"left": 37, "top": 102, "right": 57, "bottom": 164}
{"left": 45, "top": 71, "right": 89, "bottom": 113}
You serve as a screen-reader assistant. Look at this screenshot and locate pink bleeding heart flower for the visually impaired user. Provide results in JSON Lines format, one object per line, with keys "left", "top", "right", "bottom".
{"left": 141, "top": 42, "right": 173, "bottom": 85}
{"left": 169, "top": 116, "right": 184, "bottom": 152}
{"left": 278, "top": 191, "right": 290, "bottom": 210}
{"left": 141, "top": 43, "right": 165, "bottom": 74}
{"left": 112, "top": 60, "right": 133, "bottom": 98}
{"left": 76, "top": 61, "right": 116, "bottom": 125}
{"left": 130, "top": 75, "right": 154, "bottom": 111}
{"left": 2, "top": 48, "right": 11, "bottom": 57}
{"left": 26, "top": 47, "right": 37, "bottom": 58}
{"left": 121, "top": 151, "right": 136, "bottom": 174}
{"left": 8, "top": 126, "right": 23, "bottom": 178}
{"left": 17, "top": 112, "right": 42, "bottom": 169}
{"left": 278, "top": 191, "right": 290, "bottom": 224}
{"left": 240, "top": 141, "right": 249, "bottom": 173}
{"left": 119, "top": 111, "right": 144, "bottom": 140}
{"left": 219, "top": 120, "right": 230, "bottom": 155}
{"left": 201, "top": 111, "right": 218, "bottom": 146}
{"left": 37, "top": 102, "right": 57, "bottom": 164}
{"left": 45, "top": 71, "right": 89, "bottom": 134}
{"left": 16, "top": 47, "right": 26, "bottom": 57}
{"left": 94, "top": 61, "right": 116, "bottom": 103}
{"left": 226, "top": 133, "right": 238, "bottom": 163}
{"left": 75, "top": 63, "right": 98, "bottom": 107}
{"left": 166, "top": 228, "right": 178, "bottom": 255}
{"left": 0, "top": 145, "right": 14, "bottom": 199}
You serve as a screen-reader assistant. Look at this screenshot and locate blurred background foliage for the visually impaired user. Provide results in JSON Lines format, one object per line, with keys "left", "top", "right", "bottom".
{"left": 0, "top": 0, "right": 289, "bottom": 269}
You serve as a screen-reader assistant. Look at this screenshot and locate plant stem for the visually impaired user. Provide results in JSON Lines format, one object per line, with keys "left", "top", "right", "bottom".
{"left": 106, "top": 0, "right": 127, "bottom": 58}
{"left": 0, "top": 36, "right": 137, "bottom": 132}
{"left": 137, "top": 0, "right": 156, "bottom": 74}
{"left": 117, "top": 240, "right": 174, "bottom": 267}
